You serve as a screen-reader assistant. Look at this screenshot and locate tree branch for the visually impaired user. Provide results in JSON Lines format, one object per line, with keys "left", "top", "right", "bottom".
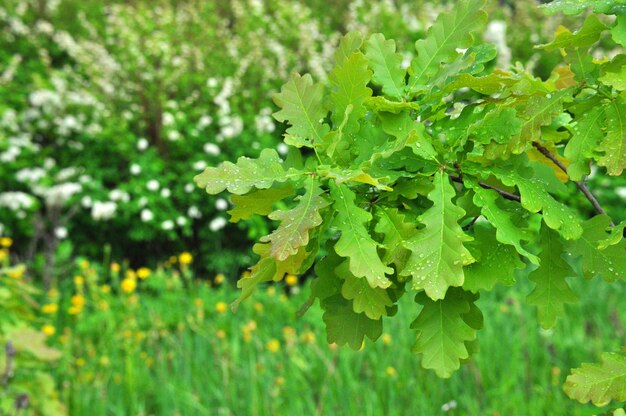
{"left": 449, "top": 175, "right": 521, "bottom": 202}
{"left": 532, "top": 142, "right": 611, "bottom": 223}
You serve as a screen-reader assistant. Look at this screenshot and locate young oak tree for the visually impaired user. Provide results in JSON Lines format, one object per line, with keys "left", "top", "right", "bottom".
{"left": 195, "top": 0, "right": 626, "bottom": 406}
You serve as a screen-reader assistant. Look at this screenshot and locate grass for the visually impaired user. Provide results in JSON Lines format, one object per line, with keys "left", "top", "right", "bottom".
{"left": 40, "top": 258, "right": 626, "bottom": 416}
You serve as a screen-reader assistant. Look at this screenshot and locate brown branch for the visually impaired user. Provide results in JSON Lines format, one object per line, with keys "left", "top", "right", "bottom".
{"left": 532, "top": 142, "right": 611, "bottom": 223}
{"left": 449, "top": 175, "right": 521, "bottom": 202}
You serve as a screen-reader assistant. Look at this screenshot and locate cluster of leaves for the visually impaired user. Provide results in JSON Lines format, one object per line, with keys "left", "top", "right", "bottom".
{"left": 195, "top": 0, "right": 626, "bottom": 406}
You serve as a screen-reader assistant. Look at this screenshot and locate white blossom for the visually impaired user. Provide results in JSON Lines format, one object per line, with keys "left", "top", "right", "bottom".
{"left": 81, "top": 196, "right": 93, "bottom": 208}
{"left": 147, "top": 180, "right": 160, "bottom": 191}
{"left": 198, "top": 115, "right": 213, "bottom": 128}
{"left": 161, "top": 220, "right": 174, "bottom": 230}
{"left": 36, "top": 183, "right": 82, "bottom": 207}
{"left": 193, "top": 160, "right": 207, "bottom": 170}
{"left": 215, "top": 198, "right": 228, "bottom": 211}
{"left": 187, "top": 206, "right": 201, "bottom": 219}
{"left": 137, "top": 138, "right": 149, "bottom": 151}
{"left": 209, "top": 216, "right": 227, "bottom": 232}
{"left": 616, "top": 186, "right": 626, "bottom": 199}
{"left": 176, "top": 216, "right": 187, "bottom": 226}
{"left": 0, "top": 192, "right": 36, "bottom": 210}
{"left": 160, "top": 188, "right": 171, "bottom": 198}
{"left": 141, "top": 209, "right": 154, "bottom": 222}
{"left": 167, "top": 130, "right": 181, "bottom": 141}
{"left": 207, "top": 77, "right": 218, "bottom": 88}
{"left": 184, "top": 183, "right": 195, "bottom": 193}
{"left": 162, "top": 112, "right": 175, "bottom": 126}
{"left": 277, "top": 143, "right": 289, "bottom": 155}
{"left": 54, "top": 226, "right": 68, "bottom": 239}
{"left": 91, "top": 201, "right": 117, "bottom": 221}
{"left": 16, "top": 167, "right": 46, "bottom": 183}
{"left": 203, "top": 143, "right": 221, "bottom": 156}
{"left": 109, "top": 189, "right": 130, "bottom": 203}
{"left": 130, "top": 164, "right": 141, "bottom": 175}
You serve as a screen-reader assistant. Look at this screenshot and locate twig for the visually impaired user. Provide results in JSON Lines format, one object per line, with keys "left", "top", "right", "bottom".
{"left": 532, "top": 142, "right": 612, "bottom": 223}
{"left": 2, "top": 341, "right": 15, "bottom": 386}
{"left": 449, "top": 175, "right": 521, "bottom": 202}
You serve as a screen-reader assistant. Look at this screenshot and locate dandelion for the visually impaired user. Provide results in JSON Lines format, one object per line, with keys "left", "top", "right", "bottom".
{"left": 382, "top": 333, "right": 392, "bottom": 346}
{"left": 300, "top": 330, "right": 316, "bottom": 344}
{"left": 75, "top": 357, "right": 86, "bottom": 367}
{"left": 274, "top": 376, "right": 285, "bottom": 386}
{"left": 100, "top": 284, "right": 111, "bottom": 294}
{"left": 254, "top": 302, "right": 264, "bottom": 312}
{"left": 42, "top": 325, "right": 56, "bottom": 336}
{"left": 282, "top": 326, "right": 296, "bottom": 338}
{"left": 266, "top": 339, "right": 280, "bottom": 353}
{"left": 216, "top": 329, "right": 226, "bottom": 339}
{"left": 110, "top": 262, "right": 120, "bottom": 273}
{"left": 99, "top": 356, "right": 110, "bottom": 366}
{"left": 80, "top": 260, "right": 90, "bottom": 270}
{"left": 74, "top": 275, "right": 84, "bottom": 286}
{"left": 0, "top": 249, "right": 7, "bottom": 261}
{"left": 215, "top": 301, "right": 228, "bottom": 313}
{"left": 214, "top": 273, "right": 225, "bottom": 284}
{"left": 71, "top": 295, "right": 86, "bottom": 309}
{"left": 285, "top": 274, "right": 298, "bottom": 286}
{"left": 7, "top": 266, "right": 25, "bottom": 280}
{"left": 179, "top": 252, "right": 193, "bottom": 265}
{"left": 266, "top": 286, "right": 276, "bottom": 296}
{"left": 1, "top": 237, "right": 13, "bottom": 248}
{"left": 385, "top": 366, "right": 397, "bottom": 377}
{"left": 42, "top": 304, "right": 58, "bottom": 314}
{"left": 47, "top": 288, "right": 59, "bottom": 298}
{"left": 121, "top": 278, "right": 137, "bottom": 294}
{"left": 137, "top": 267, "right": 151, "bottom": 280}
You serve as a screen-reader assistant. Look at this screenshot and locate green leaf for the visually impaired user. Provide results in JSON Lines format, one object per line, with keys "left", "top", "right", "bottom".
{"left": 527, "top": 225, "right": 578, "bottom": 329}
{"left": 322, "top": 294, "right": 382, "bottom": 349}
{"left": 509, "top": 89, "right": 571, "bottom": 153}
{"left": 407, "top": 0, "right": 487, "bottom": 95}
{"left": 463, "top": 223, "right": 525, "bottom": 292}
{"left": 272, "top": 72, "right": 330, "bottom": 148}
{"left": 411, "top": 288, "right": 480, "bottom": 378}
{"left": 228, "top": 185, "right": 294, "bottom": 222}
{"left": 339, "top": 261, "right": 392, "bottom": 319}
{"left": 334, "top": 31, "right": 364, "bottom": 65}
{"left": 567, "top": 215, "right": 626, "bottom": 282}
{"left": 317, "top": 166, "right": 391, "bottom": 191}
{"left": 599, "top": 55, "right": 626, "bottom": 91}
{"left": 541, "top": 0, "right": 626, "bottom": 15}
{"left": 466, "top": 179, "right": 539, "bottom": 264}
{"left": 260, "top": 178, "right": 329, "bottom": 261}
{"left": 330, "top": 50, "right": 372, "bottom": 133}
{"left": 597, "top": 97, "right": 626, "bottom": 176}
{"left": 539, "top": 15, "right": 607, "bottom": 51}
{"left": 564, "top": 352, "right": 626, "bottom": 406}
{"left": 612, "top": 15, "right": 626, "bottom": 46}
{"left": 374, "top": 207, "right": 416, "bottom": 270}
{"left": 365, "top": 33, "right": 406, "bottom": 100}
{"left": 597, "top": 219, "right": 626, "bottom": 249}
{"left": 401, "top": 172, "right": 475, "bottom": 300}
{"left": 469, "top": 107, "right": 523, "bottom": 145}
{"left": 8, "top": 328, "right": 61, "bottom": 361}
{"left": 564, "top": 106, "right": 605, "bottom": 181}
{"left": 564, "top": 47, "right": 598, "bottom": 83}
{"left": 194, "top": 149, "right": 288, "bottom": 195}
{"left": 330, "top": 183, "right": 393, "bottom": 288}
{"left": 489, "top": 166, "right": 583, "bottom": 240}
{"left": 233, "top": 252, "right": 277, "bottom": 311}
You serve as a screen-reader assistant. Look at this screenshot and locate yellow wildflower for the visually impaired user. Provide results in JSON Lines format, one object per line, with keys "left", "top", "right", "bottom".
{"left": 169, "top": 255, "right": 177, "bottom": 264}
{"left": 382, "top": 333, "right": 392, "bottom": 346}
{"left": 178, "top": 252, "right": 193, "bottom": 265}
{"left": 98, "top": 300, "right": 109, "bottom": 310}
{"left": 282, "top": 326, "right": 296, "bottom": 338}
{"left": 267, "top": 286, "right": 276, "bottom": 296}
{"left": 47, "top": 288, "right": 59, "bottom": 298}
{"left": 216, "top": 329, "right": 226, "bottom": 339}
{"left": 245, "top": 320, "right": 257, "bottom": 332}
{"left": 215, "top": 301, "right": 228, "bottom": 314}
{"left": 100, "top": 284, "right": 111, "bottom": 294}
{"left": 99, "top": 356, "right": 110, "bottom": 367}
{"left": 0, "top": 249, "right": 7, "bottom": 261}
{"left": 110, "top": 262, "right": 120, "bottom": 273}
{"left": 121, "top": 278, "right": 137, "bottom": 294}
{"left": 137, "top": 267, "right": 151, "bottom": 280}
{"left": 285, "top": 274, "right": 298, "bottom": 286}
{"left": 194, "top": 298, "right": 204, "bottom": 308}
{"left": 266, "top": 339, "right": 280, "bottom": 353}
{"left": 300, "top": 330, "right": 316, "bottom": 344}
{"left": 75, "top": 357, "right": 86, "bottom": 367}
{"left": 79, "top": 260, "right": 90, "bottom": 270}
{"left": 125, "top": 269, "right": 136, "bottom": 280}
{"left": 71, "top": 295, "right": 86, "bottom": 309}
{"left": 0, "top": 237, "right": 13, "bottom": 248}
{"left": 73, "top": 275, "right": 84, "bottom": 286}
{"left": 68, "top": 306, "right": 82, "bottom": 315}
{"left": 214, "top": 273, "right": 225, "bottom": 285}
{"left": 42, "top": 303, "right": 58, "bottom": 314}
{"left": 254, "top": 302, "right": 264, "bottom": 312}
{"left": 385, "top": 366, "right": 397, "bottom": 377}
{"left": 275, "top": 376, "right": 285, "bottom": 386}
{"left": 42, "top": 325, "right": 56, "bottom": 336}
{"left": 7, "top": 266, "right": 25, "bottom": 280}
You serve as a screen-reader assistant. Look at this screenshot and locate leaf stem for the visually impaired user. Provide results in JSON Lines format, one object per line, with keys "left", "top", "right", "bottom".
{"left": 531, "top": 142, "right": 611, "bottom": 223}
{"left": 449, "top": 174, "right": 521, "bottom": 202}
